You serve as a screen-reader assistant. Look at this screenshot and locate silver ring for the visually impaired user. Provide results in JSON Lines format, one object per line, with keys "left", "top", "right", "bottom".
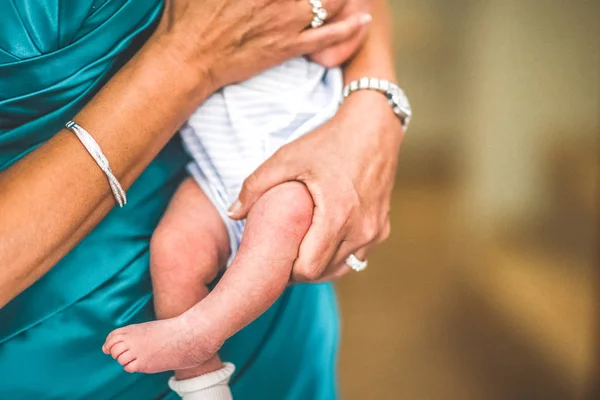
{"left": 346, "top": 254, "right": 368, "bottom": 272}
{"left": 309, "top": 0, "right": 328, "bottom": 28}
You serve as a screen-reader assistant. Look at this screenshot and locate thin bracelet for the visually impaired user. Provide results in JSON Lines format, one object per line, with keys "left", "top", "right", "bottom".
{"left": 65, "top": 121, "right": 127, "bottom": 207}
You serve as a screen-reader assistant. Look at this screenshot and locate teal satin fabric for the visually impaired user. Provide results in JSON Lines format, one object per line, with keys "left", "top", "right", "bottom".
{"left": 0, "top": 1, "right": 339, "bottom": 399}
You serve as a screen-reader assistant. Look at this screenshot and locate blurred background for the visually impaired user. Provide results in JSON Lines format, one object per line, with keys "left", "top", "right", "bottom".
{"left": 336, "top": 1, "right": 599, "bottom": 399}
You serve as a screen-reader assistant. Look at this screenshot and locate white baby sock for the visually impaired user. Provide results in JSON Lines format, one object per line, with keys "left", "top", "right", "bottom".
{"left": 168, "top": 362, "right": 236, "bottom": 400}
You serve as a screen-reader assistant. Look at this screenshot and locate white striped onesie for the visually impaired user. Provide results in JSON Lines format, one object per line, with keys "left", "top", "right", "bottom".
{"left": 180, "top": 58, "right": 342, "bottom": 260}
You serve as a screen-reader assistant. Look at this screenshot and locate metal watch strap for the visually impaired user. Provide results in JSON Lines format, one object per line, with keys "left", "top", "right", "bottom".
{"left": 342, "top": 77, "right": 412, "bottom": 129}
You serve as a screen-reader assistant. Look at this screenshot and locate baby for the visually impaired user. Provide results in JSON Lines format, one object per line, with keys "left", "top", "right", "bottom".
{"left": 102, "top": 56, "right": 343, "bottom": 397}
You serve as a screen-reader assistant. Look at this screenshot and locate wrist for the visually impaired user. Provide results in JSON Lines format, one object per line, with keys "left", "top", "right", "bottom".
{"left": 340, "top": 90, "right": 405, "bottom": 143}
{"left": 343, "top": 86, "right": 405, "bottom": 127}
{"left": 143, "top": 33, "right": 218, "bottom": 105}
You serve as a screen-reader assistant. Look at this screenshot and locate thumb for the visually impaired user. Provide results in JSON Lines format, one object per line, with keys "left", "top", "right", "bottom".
{"left": 227, "top": 150, "right": 298, "bottom": 219}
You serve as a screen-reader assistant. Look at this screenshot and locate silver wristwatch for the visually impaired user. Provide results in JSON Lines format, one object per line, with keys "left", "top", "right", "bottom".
{"left": 342, "top": 78, "right": 412, "bottom": 129}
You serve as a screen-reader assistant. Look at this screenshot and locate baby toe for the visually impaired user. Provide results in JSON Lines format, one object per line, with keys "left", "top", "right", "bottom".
{"left": 110, "top": 342, "right": 129, "bottom": 359}
{"left": 117, "top": 350, "right": 136, "bottom": 367}
{"left": 123, "top": 359, "right": 141, "bottom": 374}
{"left": 104, "top": 330, "right": 126, "bottom": 352}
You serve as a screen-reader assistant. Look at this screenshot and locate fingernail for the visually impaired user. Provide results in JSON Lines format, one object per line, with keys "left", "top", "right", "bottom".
{"left": 227, "top": 199, "right": 242, "bottom": 217}
{"left": 359, "top": 13, "right": 372, "bottom": 24}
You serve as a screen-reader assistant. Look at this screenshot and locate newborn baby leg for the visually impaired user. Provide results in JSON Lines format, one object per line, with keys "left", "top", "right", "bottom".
{"left": 182, "top": 181, "right": 314, "bottom": 343}
{"left": 103, "top": 180, "right": 313, "bottom": 374}
{"left": 103, "top": 178, "right": 230, "bottom": 375}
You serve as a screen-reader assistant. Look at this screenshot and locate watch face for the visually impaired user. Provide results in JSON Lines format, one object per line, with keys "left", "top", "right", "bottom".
{"left": 388, "top": 85, "right": 412, "bottom": 119}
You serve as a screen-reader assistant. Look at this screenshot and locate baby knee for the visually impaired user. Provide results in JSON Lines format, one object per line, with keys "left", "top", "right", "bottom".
{"left": 267, "top": 181, "right": 314, "bottom": 228}
{"left": 150, "top": 226, "right": 224, "bottom": 284}
{"left": 150, "top": 227, "right": 188, "bottom": 271}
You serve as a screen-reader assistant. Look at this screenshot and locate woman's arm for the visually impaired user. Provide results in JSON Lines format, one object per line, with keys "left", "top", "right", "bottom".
{"left": 0, "top": 0, "right": 370, "bottom": 306}
{"left": 0, "top": 41, "right": 197, "bottom": 307}
{"left": 342, "top": 0, "right": 397, "bottom": 83}
{"left": 229, "top": 0, "right": 406, "bottom": 281}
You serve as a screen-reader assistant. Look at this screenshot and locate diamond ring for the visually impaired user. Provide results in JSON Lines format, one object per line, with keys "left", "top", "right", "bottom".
{"left": 309, "top": 0, "right": 328, "bottom": 28}
{"left": 346, "top": 254, "right": 368, "bottom": 272}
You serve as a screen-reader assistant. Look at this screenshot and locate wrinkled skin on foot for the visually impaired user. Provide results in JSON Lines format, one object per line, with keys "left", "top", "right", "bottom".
{"left": 102, "top": 315, "right": 222, "bottom": 374}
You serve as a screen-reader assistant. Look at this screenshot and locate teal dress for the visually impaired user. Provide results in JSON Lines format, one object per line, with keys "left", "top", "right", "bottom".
{"left": 0, "top": 1, "right": 339, "bottom": 398}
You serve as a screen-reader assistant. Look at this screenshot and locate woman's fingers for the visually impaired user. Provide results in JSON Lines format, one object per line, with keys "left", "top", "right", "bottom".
{"left": 298, "top": 0, "right": 346, "bottom": 27}
{"left": 328, "top": 230, "right": 378, "bottom": 268}
{"left": 338, "top": 246, "right": 369, "bottom": 277}
{"left": 291, "top": 183, "right": 352, "bottom": 282}
{"left": 322, "top": 243, "right": 371, "bottom": 281}
{"left": 228, "top": 148, "right": 299, "bottom": 219}
{"left": 309, "top": 23, "right": 369, "bottom": 68}
{"left": 296, "top": 13, "right": 372, "bottom": 55}
{"left": 312, "top": 246, "right": 369, "bottom": 283}
{"left": 291, "top": 207, "right": 343, "bottom": 282}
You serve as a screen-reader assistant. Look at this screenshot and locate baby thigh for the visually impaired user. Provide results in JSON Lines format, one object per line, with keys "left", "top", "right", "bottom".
{"left": 150, "top": 177, "right": 230, "bottom": 319}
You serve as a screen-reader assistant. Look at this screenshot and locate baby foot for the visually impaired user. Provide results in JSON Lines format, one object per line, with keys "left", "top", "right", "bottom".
{"left": 102, "top": 316, "right": 220, "bottom": 374}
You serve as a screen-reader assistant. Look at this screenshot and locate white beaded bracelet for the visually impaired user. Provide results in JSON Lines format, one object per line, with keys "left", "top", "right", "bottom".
{"left": 65, "top": 121, "right": 127, "bottom": 207}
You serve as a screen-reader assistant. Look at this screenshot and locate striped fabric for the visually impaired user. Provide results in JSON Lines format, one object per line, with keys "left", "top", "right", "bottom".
{"left": 181, "top": 57, "right": 342, "bottom": 260}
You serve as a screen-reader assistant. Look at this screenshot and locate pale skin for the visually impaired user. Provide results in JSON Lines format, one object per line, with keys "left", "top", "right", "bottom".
{"left": 103, "top": 180, "right": 314, "bottom": 374}
{"left": 0, "top": 0, "right": 368, "bottom": 307}
{"left": 1, "top": 0, "right": 404, "bottom": 388}
{"left": 231, "top": 0, "right": 403, "bottom": 282}
{"left": 102, "top": 0, "right": 403, "bottom": 379}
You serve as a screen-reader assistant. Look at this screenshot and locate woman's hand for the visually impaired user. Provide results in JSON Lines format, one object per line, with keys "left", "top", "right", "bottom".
{"left": 155, "top": 0, "right": 372, "bottom": 93}
{"left": 227, "top": 0, "right": 402, "bottom": 282}
{"left": 0, "top": 0, "right": 370, "bottom": 306}
{"left": 228, "top": 90, "right": 405, "bottom": 282}
{"left": 310, "top": 0, "right": 373, "bottom": 68}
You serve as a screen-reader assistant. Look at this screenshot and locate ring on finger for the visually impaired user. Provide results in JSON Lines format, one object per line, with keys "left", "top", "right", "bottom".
{"left": 346, "top": 254, "right": 368, "bottom": 272}
{"left": 309, "top": 0, "right": 328, "bottom": 28}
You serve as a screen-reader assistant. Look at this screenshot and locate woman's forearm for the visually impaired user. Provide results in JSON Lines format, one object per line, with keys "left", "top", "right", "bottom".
{"left": 340, "top": 0, "right": 403, "bottom": 151}
{"left": 0, "top": 40, "right": 209, "bottom": 306}
{"left": 344, "top": 0, "right": 397, "bottom": 84}
{"left": 0, "top": 0, "right": 369, "bottom": 306}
